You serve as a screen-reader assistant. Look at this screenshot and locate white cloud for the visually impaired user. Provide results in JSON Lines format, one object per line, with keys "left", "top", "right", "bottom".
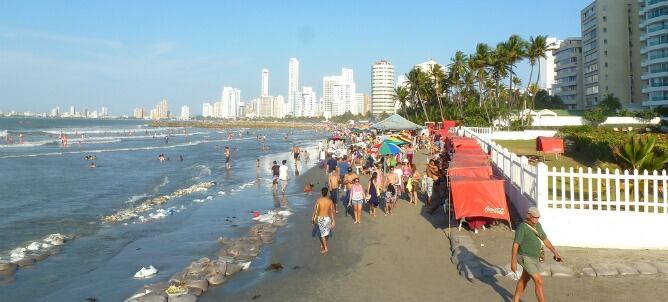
{"left": 152, "top": 41, "right": 176, "bottom": 55}
{"left": 0, "top": 26, "right": 122, "bottom": 48}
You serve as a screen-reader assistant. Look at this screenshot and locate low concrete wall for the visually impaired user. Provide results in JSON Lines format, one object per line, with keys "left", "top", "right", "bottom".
{"left": 539, "top": 208, "right": 668, "bottom": 249}
{"left": 491, "top": 130, "right": 558, "bottom": 140}
{"left": 532, "top": 116, "right": 660, "bottom": 127}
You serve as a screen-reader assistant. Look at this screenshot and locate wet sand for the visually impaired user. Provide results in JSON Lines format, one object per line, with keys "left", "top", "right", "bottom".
{"left": 202, "top": 150, "right": 668, "bottom": 302}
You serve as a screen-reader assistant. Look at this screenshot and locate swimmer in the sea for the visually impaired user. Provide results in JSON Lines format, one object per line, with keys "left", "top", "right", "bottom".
{"left": 89, "top": 162, "right": 96, "bottom": 168}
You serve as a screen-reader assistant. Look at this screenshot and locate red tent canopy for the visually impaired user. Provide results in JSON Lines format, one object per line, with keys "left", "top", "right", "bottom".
{"left": 450, "top": 153, "right": 489, "bottom": 161}
{"left": 536, "top": 136, "right": 564, "bottom": 154}
{"left": 447, "top": 165, "right": 493, "bottom": 178}
{"left": 442, "top": 120, "right": 457, "bottom": 130}
{"left": 449, "top": 176, "right": 509, "bottom": 222}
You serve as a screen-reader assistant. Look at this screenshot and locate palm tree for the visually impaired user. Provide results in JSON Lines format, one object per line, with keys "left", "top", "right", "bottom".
{"left": 392, "top": 86, "right": 410, "bottom": 118}
{"left": 614, "top": 134, "right": 668, "bottom": 171}
{"left": 470, "top": 43, "right": 491, "bottom": 106}
{"left": 428, "top": 64, "right": 446, "bottom": 120}
{"left": 527, "top": 35, "right": 555, "bottom": 110}
{"left": 406, "top": 67, "right": 430, "bottom": 122}
{"left": 500, "top": 35, "right": 527, "bottom": 127}
{"left": 449, "top": 51, "right": 468, "bottom": 118}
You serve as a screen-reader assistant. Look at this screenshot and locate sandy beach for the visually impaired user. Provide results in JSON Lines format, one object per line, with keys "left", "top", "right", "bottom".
{"left": 200, "top": 149, "right": 668, "bottom": 302}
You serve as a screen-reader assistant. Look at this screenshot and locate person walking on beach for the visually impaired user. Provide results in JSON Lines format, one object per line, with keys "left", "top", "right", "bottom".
{"left": 312, "top": 187, "right": 335, "bottom": 254}
{"left": 271, "top": 161, "right": 280, "bottom": 191}
{"left": 343, "top": 167, "right": 357, "bottom": 211}
{"left": 348, "top": 178, "right": 366, "bottom": 224}
{"left": 367, "top": 172, "right": 380, "bottom": 217}
{"left": 224, "top": 146, "right": 231, "bottom": 169}
{"left": 511, "top": 207, "right": 562, "bottom": 302}
{"left": 384, "top": 183, "right": 397, "bottom": 215}
{"left": 279, "top": 160, "right": 289, "bottom": 193}
{"left": 328, "top": 170, "right": 341, "bottom": 214}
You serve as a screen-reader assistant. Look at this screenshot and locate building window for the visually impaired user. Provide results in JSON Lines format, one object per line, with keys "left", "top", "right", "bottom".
{"left": 603, "top": 16, "right": 607, "bottom": 22}
{"left": 605, "top": 62, "right": 608, "bottom": 67}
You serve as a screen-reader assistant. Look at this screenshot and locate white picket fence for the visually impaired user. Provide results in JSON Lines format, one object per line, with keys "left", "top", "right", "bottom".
{"left": 457, "top": 126, "right": 668, "bottom": 249}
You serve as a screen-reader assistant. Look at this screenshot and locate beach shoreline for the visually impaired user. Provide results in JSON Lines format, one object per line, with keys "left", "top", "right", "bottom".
{"left": 150, "top": 120, "right": 328, "bottom": 130}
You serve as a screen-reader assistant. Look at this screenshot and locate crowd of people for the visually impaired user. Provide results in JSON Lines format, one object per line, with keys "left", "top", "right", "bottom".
{"left": 311, "top": 127, "right": 453, "bottom": 253}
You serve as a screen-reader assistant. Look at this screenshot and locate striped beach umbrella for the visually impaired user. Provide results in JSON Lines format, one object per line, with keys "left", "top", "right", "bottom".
{"left": 378, "top": 141, "right": 402, "bottom": 155}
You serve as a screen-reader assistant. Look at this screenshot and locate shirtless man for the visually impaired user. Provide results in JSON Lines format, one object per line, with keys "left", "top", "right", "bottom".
{"left": 328, "top": 170, "right": 341, "bottom": 213}
{"left": 342, "top": 167, "right": 357, "bottom": 211}
{"left": 385, "top": 166, "right": 399, "bottom": 206}
{"left": 312, "top": 187, "right": 335, "bottom": 254}
{"left": 224, "top": 146, "right": 231, "bottom": 169}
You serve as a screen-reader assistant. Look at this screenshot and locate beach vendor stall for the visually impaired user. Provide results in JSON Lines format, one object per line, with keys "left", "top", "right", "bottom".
{"left": 449, "top": 176, "right": 510, "bottom": 230}
{"left": 536, "top": 136, "right": 564, "bottom": 158}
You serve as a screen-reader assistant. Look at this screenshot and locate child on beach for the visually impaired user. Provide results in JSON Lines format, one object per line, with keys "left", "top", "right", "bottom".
{"left": 384, "top": 184, "right": 396, "bottom": 216}
{"left": 304, "top": 183, "right": 314, "bottom": 195}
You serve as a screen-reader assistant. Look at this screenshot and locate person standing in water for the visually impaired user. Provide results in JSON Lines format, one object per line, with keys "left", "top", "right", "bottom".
{"left": 279, "top": 160, "right": 289, "bottom": 193}
{"left": 224, "top": 146, "right": 231, "bottom": 169}
{"left": 271, "top": 161, "right": 280, "bottom": 191}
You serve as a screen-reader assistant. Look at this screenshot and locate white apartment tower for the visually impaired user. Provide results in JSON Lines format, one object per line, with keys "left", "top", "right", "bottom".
{"left": 288, "top": 58, "right": 299, "bottom": 115}
{"left": 156, "top": 99, "right": 169, "bottom": 119}
{"left": 554, "top": 38, "right": 584, "bottom": 109}
{"left": 322, "top": 68, "right": 356, "bottom": 117}
{"left": 180, "top": 105, "right": 190, "bottom": 120}
{"left": 580, "top": 0, "right": 641, "bottom": 108}
{"left": 371, "top": 60, "right": 396, "bottom": 115}
{"left": 261, "top": 69, "right": 269, "bottom": 97}
{"left": 639, "top": 0, "right": 668, "bottom": 107}
{"left": 538, "top": 37, "right": 563, "bottom": 95}
{"left": 221, "top": 87, "right": 241, "bottom": 118}
{"left": 302, "top": 87, "right": 317, "bottom": 117}
{"left": 202, "top": 103, "right": 213, "bottom": 117}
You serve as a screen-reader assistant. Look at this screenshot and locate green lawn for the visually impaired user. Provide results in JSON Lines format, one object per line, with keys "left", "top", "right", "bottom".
{"left": 493, "top": 139, "right": 619, "bottom": 170}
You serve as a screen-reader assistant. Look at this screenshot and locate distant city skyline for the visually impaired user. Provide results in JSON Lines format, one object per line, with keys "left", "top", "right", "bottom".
{"left": 0, "top": 1, "right": 585, "bottom": 115}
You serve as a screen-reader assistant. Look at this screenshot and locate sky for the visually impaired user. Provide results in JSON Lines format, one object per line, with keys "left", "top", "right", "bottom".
{"left": 0, "top": 0, "right": 587, "bottom": 115}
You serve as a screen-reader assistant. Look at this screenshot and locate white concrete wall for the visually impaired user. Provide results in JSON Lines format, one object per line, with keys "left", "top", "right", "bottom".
{"left": 539, "top": 209, "right": 668, "bottom": 249}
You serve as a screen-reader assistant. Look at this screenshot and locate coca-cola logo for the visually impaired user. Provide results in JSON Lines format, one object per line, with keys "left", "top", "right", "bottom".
{"left": 485, "top": 206, "right": 505, "bottom": 215}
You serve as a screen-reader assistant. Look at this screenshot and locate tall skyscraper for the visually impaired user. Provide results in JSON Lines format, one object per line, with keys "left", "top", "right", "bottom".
{"left": 69, "top": 106, "right": 75, "bottom": 116}
{"left": 322, "top": 69, "right": 356, "bottom": 117}
{"left": 154, "top": 99, "right": 169, "bottom": 120}
{"left": 221, "top": 87, "right": 241, "bottom": 118}
{"left": 288, "top": 58, "right": 300, "bottom": 115}
{"left": 133, "top": 108, "right": 145, "bottom": 119}
{"left": 554, "top": 38, "right": 584, "bottom": 109}
{"left": 302, "top": 86, "right": 317, "bottom": 117}
{"left": 639, "top": 0, "right": 668, "bottom": 107}
{"left": 100, "top": 106, "right": 108, "bottom": 117}
{"left": 261, "top": 69, "right": 269, "bottom": 97}
{"left": 180, "top": 105, "right": 190, "bottom": 120}
{"left": 538, "top": 37, "right": 562, "bottom": 95}
{"left": 580, "top": 0, "right": 640, "bottom": 108}
{"left": 371, "top": 60, "right": 396, "bottom": 116}
{"left": 202, "top": 103, "right": 213, "bottom": 117}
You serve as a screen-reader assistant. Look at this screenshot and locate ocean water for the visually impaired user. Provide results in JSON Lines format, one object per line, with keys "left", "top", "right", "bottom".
{"left": 0, "top": 117, "right": 320, "bottom": 301}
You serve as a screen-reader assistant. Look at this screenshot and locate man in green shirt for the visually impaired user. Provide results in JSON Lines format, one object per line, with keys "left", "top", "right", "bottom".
{"left": 511, "top": 207, "right": 562, "bottom": 302}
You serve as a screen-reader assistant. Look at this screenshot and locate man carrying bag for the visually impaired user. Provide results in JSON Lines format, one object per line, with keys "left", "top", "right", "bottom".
{"left": 511, "top": 207, "right": 562, "bottom": 302}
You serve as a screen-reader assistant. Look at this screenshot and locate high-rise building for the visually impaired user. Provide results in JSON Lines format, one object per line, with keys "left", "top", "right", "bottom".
{"left": 639, "top": 0, "right": 668, "bottom": 107}
{"left": 221, "top": 87, "right": 241, "bottom": 118}
{"left": 414, "top": 60, "right": 445, "bottom": 74}
{"left": 301, "top": 86, "right": 317, "bottom": 117}
{"left": 554, "top": 38, "right": 584, "bottom": 109}
{"left": 322, "top": 69, "right": 356, "bottom": 117}
{"left": 202, "top": 103, "right": 212, "bottom": 117}
{"left": 580, "top": 0, "right": 641, "bottom": 108}
{"left": 288, "top": 58, "right": 300, "bottom": 115}
{"left": 371, "top": 60, "right": 396, "bottom": 115}
{"left": 50, "top": 107, "right": 60, "bottom": 117}
{"left": 272, "top": 95, "right": 285, "bottom": 118}
{"left": 213, "top": 101, "right": 223, "bottom": 118}
{"left": 133, "top": 107, "right": 145, "bottom": 119}
{"left": 69, "top": 106, "right": 75, "bottom": 116}
{"left": 180, "top": 105, "right": 190, "bottom": 120}
{"left": 261, "top": 69, "right": 269, "bottom": 97}
{"left": 538, "top": 37, "right": 563, "bottom": 95}
{"left": 154, "top": 99, "right": 169, "bottom": 119}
